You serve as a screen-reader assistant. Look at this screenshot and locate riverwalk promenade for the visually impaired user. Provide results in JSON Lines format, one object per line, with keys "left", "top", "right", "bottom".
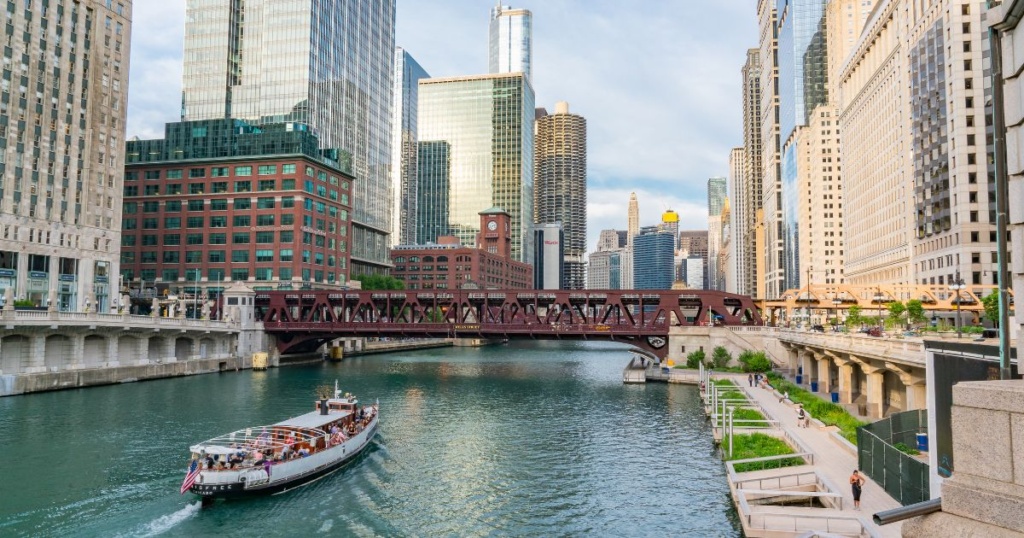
{"left": 717, "top": 372, "right": 903, "bottom": 538}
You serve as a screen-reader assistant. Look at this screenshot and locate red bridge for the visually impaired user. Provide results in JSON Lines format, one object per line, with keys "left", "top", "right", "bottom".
{"left": 257, "top": 289, "right": 762, "bottom": 359}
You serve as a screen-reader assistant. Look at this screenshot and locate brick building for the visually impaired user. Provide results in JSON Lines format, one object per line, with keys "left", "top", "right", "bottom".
{"left": 391, "top": 208, "right": 532, "bottom": 289}
{"left": 121, "top": 120, "right": 354, "bottom": 311}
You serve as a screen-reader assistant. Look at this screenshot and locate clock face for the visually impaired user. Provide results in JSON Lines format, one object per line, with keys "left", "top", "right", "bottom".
{"left": 487, "top": 220, "right": 497, "bottom": 231}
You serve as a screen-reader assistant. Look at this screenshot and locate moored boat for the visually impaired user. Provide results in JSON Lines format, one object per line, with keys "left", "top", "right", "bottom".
{"left": 181, "top": 383, "right": 378, "bottom": 499}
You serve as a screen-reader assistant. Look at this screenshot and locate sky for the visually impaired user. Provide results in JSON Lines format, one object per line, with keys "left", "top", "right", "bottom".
{"left": 126, "top": 1, "right": 757, "bottom": 251}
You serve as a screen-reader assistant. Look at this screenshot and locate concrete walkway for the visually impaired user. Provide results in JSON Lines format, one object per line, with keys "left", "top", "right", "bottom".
{"left": 725, "top": 373, "right": 904, "bottom": 538}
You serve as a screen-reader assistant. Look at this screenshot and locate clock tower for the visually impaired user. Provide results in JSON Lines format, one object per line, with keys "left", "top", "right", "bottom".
{"left": 476, "top": 207, "right": 512, "bottom": 258}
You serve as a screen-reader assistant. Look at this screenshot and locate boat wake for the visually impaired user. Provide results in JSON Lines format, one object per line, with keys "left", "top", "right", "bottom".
{"left": 133, "top": 502, "right": 201, "bottom": 537}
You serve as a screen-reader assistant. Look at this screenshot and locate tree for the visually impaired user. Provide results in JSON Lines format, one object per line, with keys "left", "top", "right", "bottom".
{"left": 845, "top": 305, "right": 863, "bottom": 327}
{"left": 738, "top": 350, "right": 772, "bottom": 372}
{"left": 982, "top": 291, "right": 1001, "bottom": 327}
{"left": 353, "top": 274, "right": 406, "bottom": 290}
{"left": 685, "top": 349, "right": 706, "bottom": 369}
{"left": 887, "top": 301, "right": 907, "bottom": 329}
{"left": 906, "top": 299, "right": 926, "bottom": 326}
{"left": 711, "top": 346, "right": 732, "bottom": 369}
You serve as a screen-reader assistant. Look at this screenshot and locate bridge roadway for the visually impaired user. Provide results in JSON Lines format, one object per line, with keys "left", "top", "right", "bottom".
{"left": 256, "top": 289, "right": 763, "bottom": 358}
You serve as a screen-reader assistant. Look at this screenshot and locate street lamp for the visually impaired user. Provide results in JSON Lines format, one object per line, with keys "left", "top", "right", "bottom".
{"left": 949, "top": 275, "right": 966, "bottom": 339}
{"left": 874, "top": 287, "right": 885, "bottom": 331}
{"left": 832, "top": 297, "right": 842, "bottom": 327}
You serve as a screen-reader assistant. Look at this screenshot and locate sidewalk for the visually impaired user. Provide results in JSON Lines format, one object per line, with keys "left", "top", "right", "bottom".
{"left": 725, "top": 373, "right": 903, "bottom": 538}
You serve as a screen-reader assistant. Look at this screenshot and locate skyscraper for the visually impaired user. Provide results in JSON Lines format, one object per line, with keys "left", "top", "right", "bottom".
{"left": 777, "top": 0, "right": 829, "bottom": 291}
{"left": 181, "top": 0, "right": 396, "bottom": 276}
{"left": 392, "top": 48, "right": 430, "bottom": 246}
{"left": 627, "top": 193, "right": 639, "bottom": 247}
{"left": 535, "top": 102, "right": 587, "bottom": 289}
{"left": 659, "top": 210, "right": 680, "bottom": 251}
{"left": 739, "top": 48, "right": 763, "bottom": 298}
{"left": 759, "top": 0, "right": 783, "bottom": 299}
{"left": 489, "top": 5, "right": 533, "bottom": 81}
{"left": 707, "top": 177, "right": 728, "bottom": 291}
{"left": 0, "top": 1, "right": 132, "bottom": 311}
{"left": 633, "top": 227, "right": 675, "bottom": 289}
{"left": 729, "top": 147, "right": 746, "bottom": 294}
{"left": 417, "top": 73, "right": 535, "bottom": 262}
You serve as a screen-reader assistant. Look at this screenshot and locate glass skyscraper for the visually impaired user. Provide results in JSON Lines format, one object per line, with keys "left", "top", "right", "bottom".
{"left": 392, "top": 48, "right": 430, "bottom": 246}
{"left": 417, "top": 73, "right": 535, "bottom": 262}
{"left": 489, "top": 5, "right": 533, "bottom": 81}
{"left": 633, "top": 227, "right": 675, "bottom": 290}
{"left": 776, "top": 0, "right": 828, "bottom": 290}
{"left": 181, "top": 0, "right": 396, "bottom": 275}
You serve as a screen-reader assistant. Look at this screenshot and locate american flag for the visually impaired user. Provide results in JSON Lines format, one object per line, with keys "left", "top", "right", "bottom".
{"left": 180, "top": 459, "right": 200, "bottom": 494}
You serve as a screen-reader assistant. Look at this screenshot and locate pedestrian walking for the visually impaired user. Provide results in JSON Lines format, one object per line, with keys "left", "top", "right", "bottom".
{"left": 796, "top": 405, "right": 807, "bottom": 427}
{"left": 748, "top": 374, "right": 754, "bottom": 387}
{"left": 850, "top": 470, "right": 865, "bottom": 510}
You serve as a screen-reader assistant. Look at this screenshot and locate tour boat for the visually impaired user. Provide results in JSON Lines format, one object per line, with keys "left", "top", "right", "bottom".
{"left": 181, "top": 382, "right": 379, "bottom": 500}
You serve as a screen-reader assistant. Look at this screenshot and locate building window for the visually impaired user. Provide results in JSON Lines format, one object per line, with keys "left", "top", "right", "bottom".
{"left": 187, "top": 216, "right": 204, "bottom": 228}
{"left": 258, "top": 165, "right": 277, "bottom": 175}
{"left": 189, "top": 168, "right": 206, "bottom": 178}
{"left": 210, "top": 199, "right": 228, "bottom": 211}
{"left": 210, "top": 216, "right": 227, "bottom": 228}
{"left": 163, "top": 252, "right": 180, "bottom": 264}
{"left": 164, "top": 217, "right": 181, "bottom": 229}
{"left": 143, "top": 218, "right": 158, "bottom": 230}
{"left": 233, "top": 215, "right": 251, "bottom": 227}
{"left": 256, "top": 215, "right": 275, "bottom": 226}
{"left": 209, "top": 233, "right": 227, "bottom": 245}
{"left": 140, "top": 252, "right": 157, "bottom": 264}
{"left": 144, "top": 185, "right": 160, "bottom": 196}
{"left": 281, "top": 214, "right": 294, "bottom": 225}
{"left": 142, "top": 235, "right": 158, "bottom": 246}
{"left": 255, "top": 250, "right": 274, "bottom": 262}
{"left": 163, "top": 234, "right": 180, "bottom": 246}
{"left": 231, "top": 269, "right": 249, "bottom": 281}
{"left": 280, "top": 249, "right": 294, "bottom": 262}
{"left": 282, "top": 196, "right": 295, "bottom": 208}
{"left": 185, "top": 251, "right": 202, "bottom": 263}
{"left": 257, "top": 197, "right": 275, "bottom": 209}
{"left": 186, "top": 233, "right": 203, "bottom": 245}
{"left": 258, "top": 180, "right": 276, "bottom": 191}
{"left": 165, "top": 201, "right": 181, "bottom": 212}
{"left": 232, "top": 250, "right": 249, "bottom": 263}
{"left": 211, "top": 182, "right": 228, "bottom": 193}
{"left": 234, "top": 198, "right": 251, "bottom": 210}
{"left": 211, "top": 167, "right": 229, "bottom": 177}
{"left": 145, "top": 170, "right": 161, "bottom": 180}
{"left": 233, "top": 233, "right": 250, "bottom": 244}
{"left": 280, "top": 231, "right": 294, "bottom": 243}
{"left": 256, "top": 231, "right": 274, "bottom": 243}
{"left": 234, "top": 181, "right": 252, "bottom": 192}
{"left": 143, "top": 201, "right": 159, "bottom": 212}
{"left": 166, "top": 170, "right": 182, "bottom": 179}
{"left": 122, "top": 235, "right": 136, "bottom": 246}
{"left": 208, "top": 250, "right": 226, "bottom": 263}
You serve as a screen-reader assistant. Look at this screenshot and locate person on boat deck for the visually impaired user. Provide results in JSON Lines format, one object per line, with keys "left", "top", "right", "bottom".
{"left": 297, "top": 447, "right": 310, "bottom": 457}
{"left": 204, "top": 454, "right": 215, "bottom": 469}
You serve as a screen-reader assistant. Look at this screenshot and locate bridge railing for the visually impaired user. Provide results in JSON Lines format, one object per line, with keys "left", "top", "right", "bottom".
{"left": 2, "top": 310, "right": 237, "bottom": 331}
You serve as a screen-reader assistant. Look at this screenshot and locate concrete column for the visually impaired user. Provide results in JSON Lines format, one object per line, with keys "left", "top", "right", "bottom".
{"left": 800, "top": 351, "right": 815, "bottom": 387}
{"left": 785, "top": 345, "right": 799, "bottom": 373}
{"left": 905, "top": 382, "right": 927, "bottom": 411}
{"left": 68, "top": 333, "right": 85, "bottom": 370}
{"left": 817, "top": 357, "right": 832, "bottom": 394}
{"left": 25, "top": 334, "right": 47, "bottom": 373}
{"left": 835, "top": 358, "right": 855, "bottom": 404}
{"left": 865, "top": 369, "right": 885, "bottom": 418}
{"left": 106, "top": 336, "right": 120, "bottom": 367}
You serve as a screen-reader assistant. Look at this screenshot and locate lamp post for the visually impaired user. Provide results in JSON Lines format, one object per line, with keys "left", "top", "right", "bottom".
{"left": 874, "top": 286, "right": 884, "bottom": 331}
{"left": 832, "top": 297, "right": 842, "bottom": 327}
{"left": 949, "top": 276, "right": 966, "bottom": 339}
{"left": 806, "top": 265, "right": 812, "bottom": 326}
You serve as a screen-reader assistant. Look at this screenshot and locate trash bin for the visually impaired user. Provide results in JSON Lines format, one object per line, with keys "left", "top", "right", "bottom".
{"left": 795, "top": 374, "right": 803, "bottom": 385}
{"left": 831, "top": 392, "right": 839, "bottom": 403}
{"left": 810, "top": 381, "right": 819, "bottom": 393}
{"left": 917, "top": 433, "right": 928, "bottom": 452}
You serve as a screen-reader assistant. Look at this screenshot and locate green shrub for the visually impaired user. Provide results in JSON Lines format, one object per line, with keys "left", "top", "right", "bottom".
{"left": 767, "top": 373, "right": 868, "bottom": 445}
{"left": 731, "top": 408, "right": 765, "bottom": 422}
{"left": 686, "top": 349, "right": 706, "bottom": 369}
{"left": 738, "top": 350, "right": 772, "bottom": 373}
{"left": 711, "top": 346, "right": 732, "bottom": 369}
{"left": 13, "top": 299, "right": 35, "bottom": 307}
{"left": 711, "top": 379, "right": 736, "bottom": 387}
{"left": 893, "top": 442, "right": 921, "bottom": 456}
{"left": 725, "top": 433, "right": 805, "bottom": 472}
{"left": 718, "top": 390, "right": 747, "bottom": 401}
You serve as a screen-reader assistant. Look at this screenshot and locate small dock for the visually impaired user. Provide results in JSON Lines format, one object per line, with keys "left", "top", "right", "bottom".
{"left": 622, "top": 356, "right": 700, "bottom": 385}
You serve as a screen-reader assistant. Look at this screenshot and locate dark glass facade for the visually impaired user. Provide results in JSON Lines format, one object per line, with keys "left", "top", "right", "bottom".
{"left": 632, "top": 228, "right": 675, "bottom": 290}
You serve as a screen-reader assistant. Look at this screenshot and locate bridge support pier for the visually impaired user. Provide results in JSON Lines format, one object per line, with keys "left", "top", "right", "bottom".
{"left": 800, "top": 350, "right": 816, "bottom": 388}
{"left": 863, "top": 367, "right": 885, "bottom": 419}
{"left": 834, "top": 357, "right": 855, "bottom": 405}
{"left": 816, "top": 356, "right": 832, "bottom": 394}
{"left": 26, "top": 335, "right": 47, "bottom": 373}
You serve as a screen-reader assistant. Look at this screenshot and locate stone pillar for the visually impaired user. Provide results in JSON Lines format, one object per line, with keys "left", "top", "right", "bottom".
{"left": 800, "top": 350, "right": 816, "bottom": 387}
{"left": 68, "top": 333, "right": 86, "bottom": 370}
{"left": 863, "top": 367, "right": 885, "bottom": 418}
{"left": 834, "top": 357, "right": 855, "bottom": 404}
{"left": 903, "top": 381, "right": 1024, "bottom": 537}
{"left": 905, "top": 382, "right": 927, "bottom": 411}
{"left": 816, "top": 356, "right": 832, "bottom": 394}
{"left": 106, "top": 336, "right": 120, "bottom": 367}
{"left": 25, "top": 334, "right": 47, "bottom": 373}
{"left": 886, "top": 362, "right": 927, "bottom": 411}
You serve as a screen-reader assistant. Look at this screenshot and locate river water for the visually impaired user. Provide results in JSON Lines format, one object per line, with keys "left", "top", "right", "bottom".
{"left": 0, "top": 341, "right": 741, "bottom": 537}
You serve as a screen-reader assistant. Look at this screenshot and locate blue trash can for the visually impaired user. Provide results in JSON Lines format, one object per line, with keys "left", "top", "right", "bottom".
{"left": 917, "top": 433, "right": 928, "bottom": 452}
{"left": 810, "top": 381, "right": 819, "bottom": 393}
{"left": 831, "top": 392, "right": 839, "bottom": 403}
{"left": 795, "top": 374, "right": 803, "bottom": 385}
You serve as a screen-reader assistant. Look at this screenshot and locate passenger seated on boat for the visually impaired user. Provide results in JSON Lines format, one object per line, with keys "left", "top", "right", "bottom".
{"left": 297, "top": 447, "right": 310, "bottom": 457}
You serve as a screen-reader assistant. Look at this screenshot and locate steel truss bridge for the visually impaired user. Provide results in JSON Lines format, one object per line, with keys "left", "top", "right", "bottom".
{"left": 257, "top": 289, "right": 763, "bottom": 359}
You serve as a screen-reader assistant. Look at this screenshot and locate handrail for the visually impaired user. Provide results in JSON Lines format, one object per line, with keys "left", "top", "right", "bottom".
{"left": 873, "top": 497, "right": 941, "bottom": 526}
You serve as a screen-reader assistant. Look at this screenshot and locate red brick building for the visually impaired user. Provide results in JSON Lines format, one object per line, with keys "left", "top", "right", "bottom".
{"left": 121, "top": 120, "right": 354, "bottom": 306}
{"left": 391, "top": 208, "right": 533, "bottom": 289}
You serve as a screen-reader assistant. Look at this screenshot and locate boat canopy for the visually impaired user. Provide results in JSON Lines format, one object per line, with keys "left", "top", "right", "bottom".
{"left": 189, "top": 424, "right": 330, "bottom": 455}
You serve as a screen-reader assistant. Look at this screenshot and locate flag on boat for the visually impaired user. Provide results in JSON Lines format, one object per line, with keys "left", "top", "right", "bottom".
{"left": 180, "top": 459, "right": 200, "bottom": 494}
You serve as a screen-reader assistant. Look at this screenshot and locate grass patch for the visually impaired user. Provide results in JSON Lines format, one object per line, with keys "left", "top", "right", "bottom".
{"left": 719, "top": 390, "right": 747, "bottom": 401}
{"left": 725, "top": 433, "right": 805, "bottom": 472}
{"left": 893, "top": 442, "right": 921, "bottom": 456}
{"left": 731, "top": 408, "right": 766, "bottom": 422}
{"left": 767, "top": 373, "right": 868, "bottom": 445}
{"left": 711, "top": 379, "right": 736, "bottom": 387}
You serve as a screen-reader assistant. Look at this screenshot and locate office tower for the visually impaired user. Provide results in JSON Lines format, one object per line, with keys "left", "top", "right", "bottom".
{"left": 416, "top": 141, "right": 451, "bottom": 245}
{"left": 533, "top": 224, "right": 564, "bottom": 289}
{"left": 758, "top": 0, "right": 784, "bottom": 298}
{"left": 740, "top": 48, "right": 763, "bottom": 298}
{"left": 721, "top": 196, "right": 734, "bottom": 292}
{"left": 826, "top": 0, "right": 879, "bottom": 98}
{"left": 596, "top": 229, "right": 626, "bottom": 251}
{"left": 632, "top": 227, "right": 674, "bottom": 289}
{"left": 659, "top": 210, "right": 680, "bottom": 251}
{"left": 0, "top": 1, "right": 131, "bottom": 311}
{"left": 679, "top": 230, "right": 710, "bottom": 287}
{"left": 627, "top": 192, "right": 639, "bottom": 247}
{"left": 417, "top": 73, "right": 534, "bottom": 262}
{"left": 797, "top": 109, "right": 844, "bottom": 288}
{"left": 682, "top": 257, "right": 706, "bottom": 290}
{"left": 587, "top": 250, "right": 622, "bottom": 289}
{"left": 123, "top": 119, "right": 353, "bottom": 296}
{"left": 181, "top": 0, "right": 396, "bottom": 276}
{"left": 777, "top": 0, "right": 829, "bottom": 292}
{"left": 489, "top": 5, "right": 533, "bottom": 81}
{"left": 729, "top": 148, "right": 745, "bottom": 294}
{"left": 392, "top": 48, "right": 430, "bottom": 246}
{"left": 535, "top": 102, "right": 587, "bottom": 289}
{"left": 707, "top": 177, "right": 728, "bottom": 291}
